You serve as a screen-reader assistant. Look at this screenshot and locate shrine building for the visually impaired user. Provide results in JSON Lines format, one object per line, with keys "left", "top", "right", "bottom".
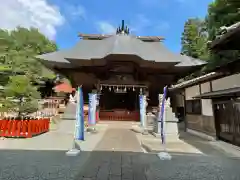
{"left": 37, "top": 20, "right": 205, "bottom": 121}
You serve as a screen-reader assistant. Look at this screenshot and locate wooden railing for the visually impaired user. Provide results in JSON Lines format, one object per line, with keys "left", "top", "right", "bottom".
{"left": 0, "top": 118, "right": 50, "bottom": 138}
{"left": 99, "top": 110, "right": 139, "bottom": 121}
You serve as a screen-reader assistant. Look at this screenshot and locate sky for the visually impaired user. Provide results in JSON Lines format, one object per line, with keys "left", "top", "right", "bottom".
{"left": 0, "top": 0, "right": 213, "bottom": 53}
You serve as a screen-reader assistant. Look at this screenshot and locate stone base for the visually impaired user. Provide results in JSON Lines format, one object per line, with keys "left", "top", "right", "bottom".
{"left": 153, "top": 121, "right": 179, "bottom": 141}
{"left": 86, "top": 127, "right": 98, "bottom": 134}
{"left": 131, "top": 125, "right": 144, "bottom": 133}
{"left": 66, "top": 149, "right": 81, "bottom": 156}
{"left": 157, "top": 152, "right": 172, "bottom": 160}
{"left": 142, "top": 129, "right": 149, "bottom": 135}
{"left": 152, "top": 132, "right": 161, "bottom": 138}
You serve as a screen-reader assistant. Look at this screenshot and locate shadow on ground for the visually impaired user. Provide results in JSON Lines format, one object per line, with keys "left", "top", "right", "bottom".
{"left": 0, "top": 149, "right": 240, "bottom": 180}
{"left": 178, "top": 131, "right": 222, "bottom": 156}
{"left": 176, "top": 121, "right": 240, "bottom": 158}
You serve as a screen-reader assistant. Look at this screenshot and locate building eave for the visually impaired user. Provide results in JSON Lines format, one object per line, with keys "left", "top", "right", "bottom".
{"left": 210, "top": 22, "right": 240, "bottom": 50}
{"left": 78, "top": 33, "right": 165, "bottom": 42}
{"left": 169, "top": 72, "right": 224, "bottom": 90}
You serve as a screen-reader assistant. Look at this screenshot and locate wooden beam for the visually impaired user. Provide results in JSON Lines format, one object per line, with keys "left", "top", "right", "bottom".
{"left": 54, "top": 67, "right": 184, "bottom": 76}
{"left": 78, "top": 33, "right": 165, "bottom": 42}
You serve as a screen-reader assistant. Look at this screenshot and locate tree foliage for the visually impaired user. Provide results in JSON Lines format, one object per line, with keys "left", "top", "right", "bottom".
{"left": 181, "top": 18, "right": 209, "bottom": 60}
{"left": 3, "top": 75, "right": 41, "bottom": 115}
{"left": 207, "top": 0, "right": 240, "bottom": 41}
{"left": 181, "top": 0, "right": 240, "bottom": 74}
{"left": 205, "top": 0, "right": 240, "bottom": 71}
{"left": 0, "top": 27, "right": 57, "bottom": 84}
{"left": 0, "top": 27, "right": 58, "bottom": 115}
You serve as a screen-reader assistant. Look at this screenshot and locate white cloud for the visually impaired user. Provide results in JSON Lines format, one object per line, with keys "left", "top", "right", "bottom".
{"left": 0, "top": 0, "right": 65, "bottom": 39}
{"left": 64, "top": 4, "right": 86, "bottom": 20}
{"left": 96, "top": 21, "right": 116, "bottom": 34}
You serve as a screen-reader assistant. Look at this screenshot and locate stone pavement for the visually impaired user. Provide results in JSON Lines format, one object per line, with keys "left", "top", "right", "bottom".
{"left": 94, "top": 128, "right": 142, "bottom": 152}
{"left": 138, "top": 131, "right": 225, "bottom": 156}
{"left": 76, "top": 151, "right": 240, "bottom": 180}
{"left": 0, "top": 118, "right": 108, "bottom": 151}
{"left": 0, "top": 120, "right": 240, "bottom": 180}
{"left": 75, "top": 122, "right": 240, "bottom": 180}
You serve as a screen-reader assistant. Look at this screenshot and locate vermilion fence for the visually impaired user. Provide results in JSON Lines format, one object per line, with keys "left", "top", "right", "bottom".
{"left": 99, "top": 110, "right": 139, "bottom": 121}
{"left": 0, "top": 118, "right": 50, "bottom": 138}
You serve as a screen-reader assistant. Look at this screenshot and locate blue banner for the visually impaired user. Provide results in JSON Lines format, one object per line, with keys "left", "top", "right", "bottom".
{"left": 139, "top": 95, "right": 146, "bottom": 127}
{"left": 159, "top": 86, "right": 168, "bottom": 145}
{"left": 75, "top": 86, "right": 84, "bottom": 141}
{"left": 88, "top": 93, "right": 97, "bottom": 125}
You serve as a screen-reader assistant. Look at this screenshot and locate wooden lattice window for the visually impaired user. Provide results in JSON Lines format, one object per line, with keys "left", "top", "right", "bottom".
{"left": 186, "top": 99, "right": 201, "bottom": 114}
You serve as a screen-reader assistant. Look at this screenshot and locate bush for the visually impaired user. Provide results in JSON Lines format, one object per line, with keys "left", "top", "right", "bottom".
{"left": 3, "top": 75, "right": 41, "bottom": 116}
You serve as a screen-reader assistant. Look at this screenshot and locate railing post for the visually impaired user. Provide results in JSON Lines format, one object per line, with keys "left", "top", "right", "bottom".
{"left": 27, "top": 120, "right": 32, "bottom": 138}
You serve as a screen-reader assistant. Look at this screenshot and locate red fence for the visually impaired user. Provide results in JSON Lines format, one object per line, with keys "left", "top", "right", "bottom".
{"left": 0, "top": 118, "right": 50, "bottom": 138}
{"left": 99, "top": 110, "right": 139, "bottom": 121}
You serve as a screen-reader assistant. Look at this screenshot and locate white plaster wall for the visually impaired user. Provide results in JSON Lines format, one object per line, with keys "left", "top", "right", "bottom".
{"left": 212, "top": 73, "right": 240, "bottom": 91}
{"left": 201, "top": 99, "right": 213, "bottom": 116}
{"left": 185, "top": 85, "right": 200, "bottom": 100}
{"left": 201, "top": 82, "right": 211, "bottom": 93}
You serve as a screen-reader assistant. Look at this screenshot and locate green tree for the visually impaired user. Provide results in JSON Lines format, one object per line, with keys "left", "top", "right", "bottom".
{"left": 207, "top": 0, "right": 240, "bottom": 41}
{"left": 0, "top": 27, "right": 57, "bottom": 83}
{"left": 0, "top": 27, "right": 58, "bottom": 115}
{"left": 3, "top": 75, "right": 41, "bottom": 116}
{"left": 0, "top": 29, "right": 13, "bottom": 86}
{"left": 181, "top": 18, "right": 209, "bottom": 60}
{"left": 205, "top": 0, "right": 240, "bottom": 70}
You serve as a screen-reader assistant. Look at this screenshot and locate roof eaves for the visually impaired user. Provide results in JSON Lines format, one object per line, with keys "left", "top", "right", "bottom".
{"left": 78, "top": 33, "right": 165, "bottom": 42}
{"left": 210, "top": 22, "right": 240, "bottom": 49}
{"left": 193, "top": 87, "right": 240, "bottom": 99}
{"left": 169, "top": 72, "right": 224, "bottom": 90}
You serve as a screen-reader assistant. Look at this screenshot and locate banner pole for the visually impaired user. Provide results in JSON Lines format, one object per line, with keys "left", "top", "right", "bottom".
{"left": 79, "top": 86, "right": 85, "bottom": 140}
{"left": 87, "top": 93, "right": 97, "bottom": 133}
{"left": 157, "top": 86, "right": 172, "bottom": 160}
{"left": 66, "top": 85, "right": 82, "bottom": 156}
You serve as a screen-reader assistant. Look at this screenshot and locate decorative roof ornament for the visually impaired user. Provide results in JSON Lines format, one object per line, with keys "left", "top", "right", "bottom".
{"left": 116, "top": 20, "right": 130, "bottom": 35}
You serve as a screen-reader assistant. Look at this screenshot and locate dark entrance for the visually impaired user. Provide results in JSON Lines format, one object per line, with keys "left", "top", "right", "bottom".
{"left": 99, "top": 87, "right": 140, "bottom": 121}
{"left": 100, "top": 88, "right": 138, "bottom": 111}
{"left": 214, "top": 99, "right": 240, "bottom": 146}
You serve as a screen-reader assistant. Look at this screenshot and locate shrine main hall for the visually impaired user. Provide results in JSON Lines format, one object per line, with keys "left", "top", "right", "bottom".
{"left": 37, "top": 20, "right": 205, "bottom": 121}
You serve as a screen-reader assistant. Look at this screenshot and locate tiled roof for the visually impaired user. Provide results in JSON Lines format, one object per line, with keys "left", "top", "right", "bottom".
{"left": 169, "top": 72, "right": 224, "bottom": 90}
